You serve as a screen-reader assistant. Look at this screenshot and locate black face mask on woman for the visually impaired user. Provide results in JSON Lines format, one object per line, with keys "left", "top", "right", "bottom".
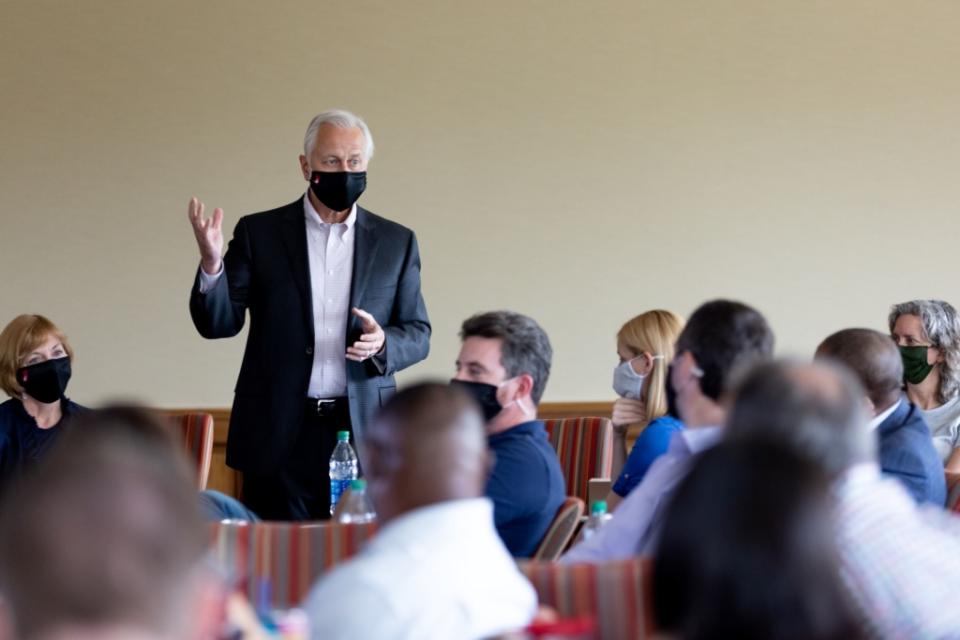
{"left": 450, "top": 379, "right": 503, "bottom": 422}
{"left": 17, "top": 357, "right": 72, "bottom": 404}
{"left": 309, "top": 171, "right": 367, "bottom": 212}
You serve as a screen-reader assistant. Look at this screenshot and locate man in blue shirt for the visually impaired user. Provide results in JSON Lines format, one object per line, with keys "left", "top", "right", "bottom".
{"left": 452, "top": 311, "right": 565, "bottom": 558}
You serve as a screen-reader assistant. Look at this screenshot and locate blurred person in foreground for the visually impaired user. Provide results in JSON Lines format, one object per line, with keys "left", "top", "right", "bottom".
{"left": 563, "top": 299, "right": 774, "bottom": 562}
{"left": 725, "top": 359, "right": 960, "bottom": 638}
{"left": 816, "top": 328, "right": 945, "bottom": 505}
{"left": 304, "top": 383, "right": 536, "bottom": 640}
{"left": 0, "top": 405, "right": 224, "bottom": 640}
{"left": 0, "top": 314, "right": 84, "bottom": 496}
{"left": 654, "top": 440, "right": 862, "bottom": 640}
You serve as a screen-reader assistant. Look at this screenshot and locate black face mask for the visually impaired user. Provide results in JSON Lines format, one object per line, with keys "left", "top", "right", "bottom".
{"left": 309, "top": 171, "right": 367, "bottom": 212}
{"left": 17, "top": 357, "right": 71, "bottom": 404}
{"left": 450, "top": 379, "right": 503, "bottom": 422}
{"left": 665, "top": 364, "right": 681, "bottom": 420}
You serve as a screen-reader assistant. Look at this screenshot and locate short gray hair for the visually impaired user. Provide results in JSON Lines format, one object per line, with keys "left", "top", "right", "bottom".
{"left": 889, "top": 299, "right": 960, "bottom": 404}
{"left": 460, "top": 311, "right": 553, "bottom": 405}
{"left": 725, "top": 359, "right": 873, "bottom": 477}
{"left": 303, "top": 109, "right": 375, "bottom": 160}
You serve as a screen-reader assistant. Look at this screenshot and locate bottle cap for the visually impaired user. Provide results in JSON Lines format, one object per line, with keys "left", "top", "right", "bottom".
{"left": 591, "top": 500, "right": 607, "bottom": 515}
{"left": 350, "top": 478, "right": 366, "bottom": 491}
{"left": 337, "top": 431, "right": 350, "bottom": 442}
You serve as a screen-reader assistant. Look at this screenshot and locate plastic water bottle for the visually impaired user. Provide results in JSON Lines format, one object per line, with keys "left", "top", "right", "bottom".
{"left": 329, "top": 431, "right": 358, "bottom": 516}
{"left": 337, "top": 478, "right": 377, "bottom": 524}
{"left": 580, "top": 500, "right": 613, "bottom": 541}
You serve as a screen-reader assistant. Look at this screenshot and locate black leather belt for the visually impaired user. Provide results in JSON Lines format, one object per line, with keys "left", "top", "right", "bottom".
{"left": 305, "top": 396, "right": 349, "bottom": 417}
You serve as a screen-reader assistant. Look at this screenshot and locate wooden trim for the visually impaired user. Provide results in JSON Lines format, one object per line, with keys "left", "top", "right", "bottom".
{"left": 164, "top": 402, "right": 613, "bottom": 499}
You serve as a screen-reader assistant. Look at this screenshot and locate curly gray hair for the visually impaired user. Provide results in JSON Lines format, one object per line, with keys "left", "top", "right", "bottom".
{"left": 889, "top": 299, "right": 960, "bottom": 404}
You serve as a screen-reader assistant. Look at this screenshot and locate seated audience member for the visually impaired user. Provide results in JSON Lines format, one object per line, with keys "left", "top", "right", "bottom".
{"left": 199, "top": 488, "right": 262, "bottom": 522}
{"left": 725, "top": 359, "right": 960, "bottom": 638}
{"left": 608, "top": 309, "right": 685, "bottom": 507}
{"left": 563, "top": 299, "right": 774, "bottom": 562}
{"left": 889, "top": 299, "right": 960, "bottom": 470}
{"left": 654, "top": 440, "right": 862, "bottom": 640}
{"left": 451, "top": 311, "right": 565, "bottom": 557}
{"left": 816, "top": 328, "right": 946, "bottom": 505}
{"left": 0, "top": 314, "right": 84, "bottom": 496}
{"left": 304, "top": 383, "right": 537, "bottom": 639}
{"left": 0, "top": 406, "right": 224, "bottom": 640}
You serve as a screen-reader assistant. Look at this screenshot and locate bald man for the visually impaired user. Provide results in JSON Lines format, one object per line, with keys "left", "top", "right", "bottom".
{"left": 817, "top": 328, "right": 946, "bottom": 506}
{"left": 303, "top": 383, "right": 536, "bottom": 640}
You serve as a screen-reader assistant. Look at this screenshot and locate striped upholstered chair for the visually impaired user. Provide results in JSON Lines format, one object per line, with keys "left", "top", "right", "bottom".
{"left": 209, "top": 520, "right": 378, "bottom": 609}
{"left": 532, "top": 496, "right": 585, "bottom": 561}
{"left": 946, "top": 471, "right": 960, "bottom": 512}
{"left": 168, "top": 412, "right": 215, "bottom": 490}
{"left": 543, "top": 417, "right": 614, "bottom": 504}
{"left": 520, "top": 558, "right": 655, "bottom": 640}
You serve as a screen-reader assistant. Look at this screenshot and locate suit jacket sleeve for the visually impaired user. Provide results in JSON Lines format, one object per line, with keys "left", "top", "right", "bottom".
{"left": 375, "top": 230, "right": 430, "bottom": 377}
{"left": 189, "top": 217, "right": 253, "bottom": 339}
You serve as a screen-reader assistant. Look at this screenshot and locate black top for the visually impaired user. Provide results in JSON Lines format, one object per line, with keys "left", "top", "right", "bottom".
{"left": 0, "top": 397, "right": 83, "bottom": 494}
{"left": 486, "top": 420, "right": 566, "bottom": 558}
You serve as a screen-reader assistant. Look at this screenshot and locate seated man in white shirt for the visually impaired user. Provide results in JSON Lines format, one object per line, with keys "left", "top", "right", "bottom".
{"left": 725, "top": 359, "right": 960, "bottom": 639}
{"left": 563, "top": 299, "right": 774, "bottom": 562}
{"left": 304, "top": 382, "right": 537, "bottom": 640}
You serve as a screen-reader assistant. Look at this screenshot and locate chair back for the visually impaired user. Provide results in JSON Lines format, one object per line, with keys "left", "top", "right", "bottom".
{"left": 520, "top": 558, "right": 655, "bottom": 640}
{"left": 209, "top": 520, "right": 377, "bottom": 609}
{"left": 947, "top": 471, "right": 960, "bottom": 512}
{"left": 168, "top": 412, "right": 214, "bottom": 490}
{"left": 544, "top": 417, "right": 614, "bottom": 503}
{"left": 533, "top": 496, "right": 585, "bottom": 561}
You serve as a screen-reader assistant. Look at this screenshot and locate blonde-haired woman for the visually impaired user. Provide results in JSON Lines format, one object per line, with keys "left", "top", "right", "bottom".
{"left": 0, "top": 314, "right": 83, "bottom": 493}
{"left": 608, "top": 309, "right": 685, "bottom": 508}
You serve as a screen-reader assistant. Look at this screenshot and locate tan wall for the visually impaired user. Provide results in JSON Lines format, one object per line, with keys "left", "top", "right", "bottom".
{"left": 2, "top": 1, "right": 959, "bottom": 408}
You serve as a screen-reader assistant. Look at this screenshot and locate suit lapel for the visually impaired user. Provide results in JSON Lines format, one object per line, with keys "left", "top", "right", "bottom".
{"left": 279, "top": 201, "right": 315, "bottom": 338}
{"left": 349, "top": 207, "right": 381, "bottom": 333}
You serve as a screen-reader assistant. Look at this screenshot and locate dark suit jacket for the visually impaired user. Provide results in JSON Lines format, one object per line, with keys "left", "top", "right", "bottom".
{"left": 877, "top": 399, "right": 946, "bottom": 506}
{"left": 190, "top": 199, "right": 430, "bottom": 474}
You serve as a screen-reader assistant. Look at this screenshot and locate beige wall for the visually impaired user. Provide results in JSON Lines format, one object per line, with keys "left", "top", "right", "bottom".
{"left": 2, "top": 1, "right": 959, "bottom": 407}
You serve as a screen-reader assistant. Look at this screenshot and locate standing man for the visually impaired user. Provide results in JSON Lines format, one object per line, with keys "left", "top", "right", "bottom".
{"left": 187, "top": 109, "right": 430, "bottom": 520}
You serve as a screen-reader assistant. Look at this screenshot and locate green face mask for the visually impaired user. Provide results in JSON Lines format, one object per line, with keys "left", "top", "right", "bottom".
{"left": 900, "top": 345, "right": 935, "bottom": 385}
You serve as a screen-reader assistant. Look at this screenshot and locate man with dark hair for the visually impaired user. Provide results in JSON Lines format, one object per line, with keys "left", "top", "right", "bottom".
{"left": 725, "top": 359, "right": 960, "bottom": 638}
{"left": 564, "top": 299, "right": 774, "bottom": 562}
{"left": 451, "top": 310, "right": 565, "bottom": 557}
{"left": 0, "top": 406, "right": 223, "bottom": 640}
{"left": 816, "top": 328, "right": 946, "bottom": 505}
{"left": 304, "top": 383, "right": 536, "bottom": 639}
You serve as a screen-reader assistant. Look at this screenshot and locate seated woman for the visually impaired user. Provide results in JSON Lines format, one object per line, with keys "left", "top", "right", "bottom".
{"left": 889, "top": 300, "right": 960, "bottom": 471}
{"left": 608, "top": 309, "right": 684, "bottom": 508}
{"left": 0, "top": 314, "right": 83, "bottom": 494}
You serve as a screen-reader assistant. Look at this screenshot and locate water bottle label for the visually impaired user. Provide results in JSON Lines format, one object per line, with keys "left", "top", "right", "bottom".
{"left": 329, "top": 478, "right": 351, "bottom": 514}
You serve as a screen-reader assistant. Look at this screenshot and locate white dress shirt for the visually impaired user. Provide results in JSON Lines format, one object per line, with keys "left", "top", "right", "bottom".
{"left": 198, "top": 195, "right": 355, "bottom": 398}
{"left": 562, "top": 426, "right": 723, "bottom": 563}
{"left": 868, "top": 398, "right": 901, "bottom": 431}
{"left": 304, "top": 498, "right": 537, "bottom": 640}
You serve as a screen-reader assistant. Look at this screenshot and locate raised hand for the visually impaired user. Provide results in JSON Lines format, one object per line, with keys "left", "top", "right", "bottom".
{"left": 187, "top": 197, "right": 224, "bottom": 275}
{"left": 346, "top": 308, "right": 385, "bottom": 362}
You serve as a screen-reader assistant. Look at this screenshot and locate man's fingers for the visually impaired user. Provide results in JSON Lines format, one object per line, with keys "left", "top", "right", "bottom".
{"left": 351, "top": 307, "right": 378, "bottom": 328}
{"left": 212, "top": 207, "right": 224, "bottom": 230}
{"left": 357, "top": 333, "right": 381, "bottom": 342}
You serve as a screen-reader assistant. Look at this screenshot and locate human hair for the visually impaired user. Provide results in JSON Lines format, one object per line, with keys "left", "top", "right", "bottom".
{"left": 889, "top": 299, "right": 960, "bottom": 404}
{"left": 816, "top": 328, "right": 902, "bottom": 411}
{"left": 303, "top": 108, "right": 375, "bottom": 160}
{"left": 725, "top": 359, "right": 873, "bottom": 476}
{"left": 617, "top": 309, "right": 685, "bottom": 422}
{"left": 654, "top": 440, "right": 862, "bottom": 640}
{"left": 460, "top": 311, "right": 553, "bottom": 405}
{"left": 0, "top": 405, "right": 208, "bottom": 639}
{"left": 0, "top": 314, "right": 75, "bottom": 399}
{"left": 674, "top": 300, "right": 774, "bottom": 400}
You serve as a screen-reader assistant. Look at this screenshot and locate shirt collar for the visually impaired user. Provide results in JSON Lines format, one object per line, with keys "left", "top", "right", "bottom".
{"left": 303, "top": 192, "right": 357, "bottom": 233}
{"left": 672, "top": 425, "right": 723, "bottom": 455}
{"left": 869, "top": 398, "right": 902, "bottom": 431}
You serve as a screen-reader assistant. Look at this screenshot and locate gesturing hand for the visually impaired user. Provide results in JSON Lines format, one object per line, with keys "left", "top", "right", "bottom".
{"left": 187, "top": 197, "right": 224, "bottom": 275}
{"left": 346, "top": 308, "right": 385, "bottom": 362}
{"left": 611, "top": 397, "right": 646, "bottom": 436}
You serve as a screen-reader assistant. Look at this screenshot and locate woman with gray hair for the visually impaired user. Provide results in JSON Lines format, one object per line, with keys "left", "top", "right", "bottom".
{"left": 889, "top": 299, "right": 960, "bottom": 471}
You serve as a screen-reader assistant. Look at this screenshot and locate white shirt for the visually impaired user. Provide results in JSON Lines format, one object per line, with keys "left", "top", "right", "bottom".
{"left": 868, "top": 398, "right": 901, "bottom": 431}
{"left": 304, "top": 498, "right": 537, "bottom": 640}
{"left": 198, "top": 195, "right": 356, "bottom": 398}
{"left": 562, "top": 426, "right": 723, "bottom": 563}
{"left": 833, "top": 463, "right": 960, "bottom": 638}
{"left": 919, "top": 395, "right": 960, "bottom": 463}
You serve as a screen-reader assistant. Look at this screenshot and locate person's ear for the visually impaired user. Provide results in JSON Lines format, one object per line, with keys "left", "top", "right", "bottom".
{"left": 299, "top": 154, "right": 311, "bottom": 181}
{"left": 932, "top": 346, "right": 945, "bottom": 365}
{"left": 516, "top": 373, "right": 535, "bottom": 400}
{"left": 633, "top": 352, "right": 656, "bottom": 376}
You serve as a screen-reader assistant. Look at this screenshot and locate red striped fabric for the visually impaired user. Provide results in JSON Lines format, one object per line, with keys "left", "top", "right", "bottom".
{"left": 168, "top": 413, "right": 214, "bottom": 490}
{"left": 544, "top": 417, "right": 614, "bottom": 503}
{"left": 946, "top": 471, "right": 960, "bottom": 513}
